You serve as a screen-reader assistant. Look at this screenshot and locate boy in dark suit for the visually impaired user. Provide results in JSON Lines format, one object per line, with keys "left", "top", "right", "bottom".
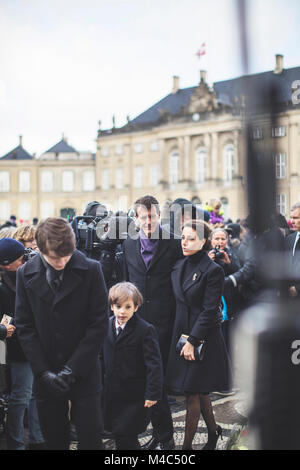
{"left": 103, "top": 282, "right": 163, "bottom": 450}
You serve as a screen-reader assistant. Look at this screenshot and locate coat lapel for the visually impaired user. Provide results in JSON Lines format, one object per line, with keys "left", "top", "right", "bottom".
{"left": 182, "top": 252, "right": 212, "bottom": 295}
{"left": 115, "top": 315, "right": 137, "bottom": 344}
{"left": 53, "top": 250, "right": 89, "bottom": 307}
{"left": 171, "top": 258, "right": 186, "bottom": 304}
{"left": 135, "top": 238, "right": 147, "bottom": 272}
{"left": 23, "top": 254, "right": 54, "bottom": 305}
{"left": 147, "top": 238, "right": 169, "bottom": 272}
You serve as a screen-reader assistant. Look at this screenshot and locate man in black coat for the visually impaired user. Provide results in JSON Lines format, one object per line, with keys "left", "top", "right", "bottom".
{"left": 15, "top": 218, "right": 109, "bottom": 450}
{"left": 122, "top": 195, "right": 182, "bottom": 450}
{"left": 284, "top": 202, "right": 300, "bottom": 298}
{"left": 0, "top": 238, "right": 44, "bottom": 450}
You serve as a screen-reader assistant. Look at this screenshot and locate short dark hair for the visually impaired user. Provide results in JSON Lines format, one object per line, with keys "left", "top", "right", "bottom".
{"left": 183, "top": 220, "right": 212, "bottom": 251}
{"left": 36, "top": 218, "right": 76, "bottom": 256}
{"left": 133, "top": 195, "right": 160, "bottom": 216}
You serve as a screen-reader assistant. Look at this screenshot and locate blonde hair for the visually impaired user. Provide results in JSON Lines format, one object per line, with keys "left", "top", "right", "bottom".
{"left": 13, "top": 225, "right": 36, "bottom": 244}
{"left": 0, "top": 226, "right": 16, "bottom": 239}
{"left": 109, "top": 282, "right": 143, "bottom": 308}
{"left": 209, "top": 198, "right": 222, "bottom": 211}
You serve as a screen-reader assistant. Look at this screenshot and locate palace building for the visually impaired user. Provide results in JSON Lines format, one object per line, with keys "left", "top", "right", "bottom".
{"left": 1, "top": 54, "right": 299, "bottom": 223}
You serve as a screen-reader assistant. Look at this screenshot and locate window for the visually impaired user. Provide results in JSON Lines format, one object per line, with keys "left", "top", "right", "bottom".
{"left": 0, "top": 171, "right": 10, "bottom": 192}
{"left": 150, "top": 141, "right": 159, "bottom": 152}
{"left": 223, "top": 145, "right": 235, "bottom": 182}
{"left": 115, "top": 145, "right": 124, "bottom": 155}
{"left": 0, "top": 201, "right": 10, "bottom": 220}
{"left": 134, "top": 143, "right": 143, "bottom": 154}
{"left": 19, "top": 171, "right": 30, "bottom": 192}
{"left": 41, "top": 202, "right": 54, "bottom": 219}
{"left": 276, "top": 194, "right": 286, "bottom": 216}
{"left": 101, "top": 169, "right": 110, "bottom": 190}
{"left": 62, "top": 171, "right": 74, "bottom": 192}
{"left": 169, "top": 150, "right": 180, "bottom": 185}
{"left": 101, "top": 147, "right": 109, "bottom": 157}
{"left": 253, "top": 128, "right": 263, "bottom": 140}
{"left": 19, "top": 202, "right": 31, "bottom": 221}
{"left": 150, "top": 165, "right": 160, "bottom": 187}
{"left": 41, "top": 171, "right": 54, "bottom": 192}
{"left": 115, "top": 168, "right": 124, "bottom": 189}
{"left": 134, "top": 166, "right": 143, "bottom": 188}
{"left": 116, "top": 195, "right": 128, "bottom": 212}
{"left": 195, "top": 147, "right": 207, "bottom": 183}
{"left": 275, "top": 154, "right": 286, "bottom": 179}
{"left": 83, "top": 170, "right": 95, "bottom": 191}
{"left": 221, "top": 197, "right": 229, "bottom": 220}
{"left": 272, "top": 126, "right": 286, "bottom": 138}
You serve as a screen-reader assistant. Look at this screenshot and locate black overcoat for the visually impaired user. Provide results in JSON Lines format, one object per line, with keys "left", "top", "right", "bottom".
{"left": 103, "top": 314, "right": 163, "bottom": 435}
{"left": 0, "top": 273, "right": 27, "bottom": 362}
{"left": 123, "top": 231, "right": 182, "bottom": 366}
{"left": 15, "top": 250, "right": 109, "bottom": 397}
{"left": 166, "top": 251, "right": 231, "bottom": 394}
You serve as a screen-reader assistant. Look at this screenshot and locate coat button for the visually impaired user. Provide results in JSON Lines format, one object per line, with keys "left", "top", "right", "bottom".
{"left": 146, "top": 299, "right": 150, "bottom": 304}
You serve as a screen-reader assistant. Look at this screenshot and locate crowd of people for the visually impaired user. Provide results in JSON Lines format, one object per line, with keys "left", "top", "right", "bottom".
{"left": 0, "top": 195, "right": 299, "bottom": 451}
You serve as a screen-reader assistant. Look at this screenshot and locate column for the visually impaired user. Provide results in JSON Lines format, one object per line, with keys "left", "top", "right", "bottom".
{"left": 211, "top": 132, "right": 218, "bottom": 180}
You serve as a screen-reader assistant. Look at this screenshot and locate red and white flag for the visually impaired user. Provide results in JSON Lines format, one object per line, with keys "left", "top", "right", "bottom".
{"left": 196, "top": 43, "right": 206, "bottom": 59}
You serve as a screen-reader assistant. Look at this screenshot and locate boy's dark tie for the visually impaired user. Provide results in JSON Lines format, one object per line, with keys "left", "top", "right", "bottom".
{"left": 117, "top": 326, "right": 122, "bottom": 336}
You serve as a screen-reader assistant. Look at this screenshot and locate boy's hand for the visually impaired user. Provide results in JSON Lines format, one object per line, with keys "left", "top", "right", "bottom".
{"left": 144, "top": 400, "right": 157, "bottom": 408}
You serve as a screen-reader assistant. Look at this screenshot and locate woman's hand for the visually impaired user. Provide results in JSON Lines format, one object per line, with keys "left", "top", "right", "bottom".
{"left": 180, "top": 341, "right": 195, "bottom": 361}
{"left": 208, "top": 250, "right": 215, "bottom": 261}
{"left": 220, "top": 250, "right": 231, "bottom": 265}
{"left": 144, "top": 400, "right": 157, "bottom": 408}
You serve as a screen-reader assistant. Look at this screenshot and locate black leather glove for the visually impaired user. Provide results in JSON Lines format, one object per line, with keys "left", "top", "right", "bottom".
{"left": 38, "top": 371, "right": 70, "bottom": 397}
{"left": 57, "top": 366, "right": 76, "bottom": 386}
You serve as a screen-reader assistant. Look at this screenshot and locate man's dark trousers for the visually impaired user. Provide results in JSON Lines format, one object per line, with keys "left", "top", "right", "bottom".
{"left": 35, "top": 390, "right": 103, "bottom": 450}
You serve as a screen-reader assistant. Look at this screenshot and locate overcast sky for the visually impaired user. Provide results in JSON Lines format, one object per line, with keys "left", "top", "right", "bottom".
{"left": 0, "top": 0, "right": 299, "bottom": 157}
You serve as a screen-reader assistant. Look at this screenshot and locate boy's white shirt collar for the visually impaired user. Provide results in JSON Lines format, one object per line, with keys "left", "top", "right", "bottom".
{"left": 115, "top": 318, "right": 126, "bottom": 331}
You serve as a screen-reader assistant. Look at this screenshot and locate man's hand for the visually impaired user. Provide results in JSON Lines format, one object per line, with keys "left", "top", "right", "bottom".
{"left": 144, "top": 400, "right": 157, "bottom": 408}
{"left": 5, "top": 324, "right": 16, "bottom": 338}
{"left": 38, "top": 371, "right": 70, "bottom": 397}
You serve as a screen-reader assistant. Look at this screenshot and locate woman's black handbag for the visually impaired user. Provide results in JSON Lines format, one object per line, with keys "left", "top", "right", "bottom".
{"left": 176, "top": 334, "right": 206, "bottom": 362}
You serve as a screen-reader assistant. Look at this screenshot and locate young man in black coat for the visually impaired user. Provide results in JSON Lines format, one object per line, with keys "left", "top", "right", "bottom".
{"left": 15, "top": 218, "right": 109, "bottom": 450}
{"left": 122, "top": 195, "right": 182, "bottom": 450}
{"left": 103, "top": 282, "right": 163, "bottom": 450}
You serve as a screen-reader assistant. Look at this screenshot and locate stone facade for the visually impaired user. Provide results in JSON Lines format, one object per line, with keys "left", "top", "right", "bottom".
{"left": 1, "top": 55, "right": 300, "bottom": 224}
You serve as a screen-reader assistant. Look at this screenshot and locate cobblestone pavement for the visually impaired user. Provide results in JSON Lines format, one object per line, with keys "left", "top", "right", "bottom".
{"left": 102, "top": 391, "right": 247, "bottom": 451}
{"left": 0, "top": 391, "right": 247, "bottom": 450}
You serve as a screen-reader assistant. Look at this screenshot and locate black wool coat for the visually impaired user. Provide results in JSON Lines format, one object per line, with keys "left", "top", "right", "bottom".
{"left": 284, "top": 231, "right": 300, "bottom": 295}
{"left": 166, "top": 251, "right": 231, "bottom": 394}
{"left": 103, "top": 314, "right": 163, "bottom": 436}
{"left": 15, "top": 250, "right": 109, "bottom": 397}
{"left": 0, "top": 272, "right": 27, "bottom": 362}
{"left": 123, "top": 231, "right": 182, "bottom": 366}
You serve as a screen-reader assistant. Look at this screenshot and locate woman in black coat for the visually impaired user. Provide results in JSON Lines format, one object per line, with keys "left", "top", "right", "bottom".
{"left": 166, "top": 220, "right": 231, "bottom": 450}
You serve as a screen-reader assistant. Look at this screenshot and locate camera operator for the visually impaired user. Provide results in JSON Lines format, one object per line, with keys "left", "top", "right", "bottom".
{"left": 0, "top": 237, "right": 45, "bottom": 450}
{"left": 208, "top": 228, "right": 241, "bottom": 396}
{"left": 72, "top": 201, "right": 136, "bottom": 288}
